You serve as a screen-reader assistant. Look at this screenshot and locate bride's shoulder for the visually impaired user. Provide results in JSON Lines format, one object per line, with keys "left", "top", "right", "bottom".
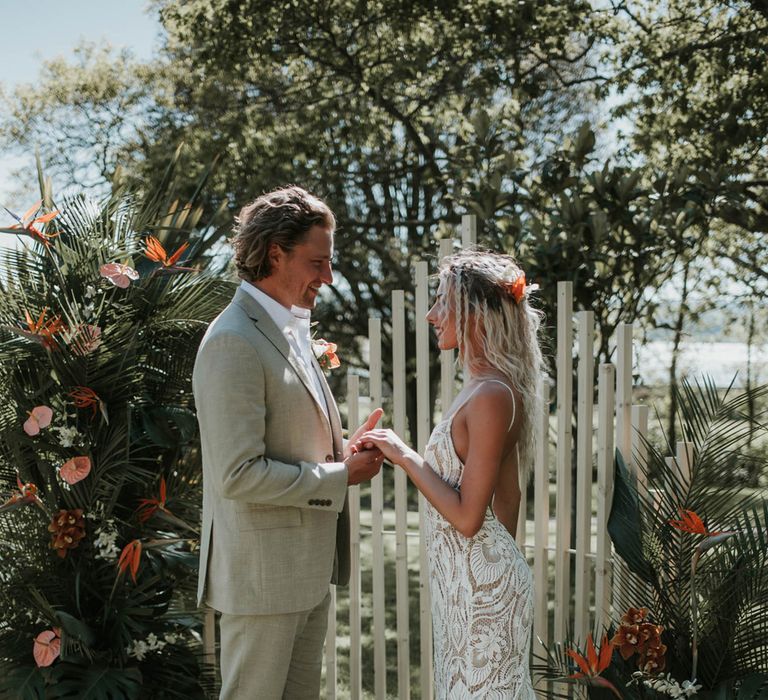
{"left": 466, "top": 380, "right": 520, "bottom": 422}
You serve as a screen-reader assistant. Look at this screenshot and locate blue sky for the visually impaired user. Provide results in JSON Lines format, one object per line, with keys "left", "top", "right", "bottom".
{"left": 0, "top": 0, "right": 160, "bottom": 231}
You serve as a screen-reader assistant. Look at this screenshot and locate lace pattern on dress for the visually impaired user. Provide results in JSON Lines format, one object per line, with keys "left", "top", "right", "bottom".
{"left": 423, "top": 389, "right": 535, "bottom": 699}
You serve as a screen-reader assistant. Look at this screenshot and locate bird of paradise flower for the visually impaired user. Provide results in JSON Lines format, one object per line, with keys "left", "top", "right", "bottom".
{"left": 1, "top": 200, "right": 60, "bottom": 247}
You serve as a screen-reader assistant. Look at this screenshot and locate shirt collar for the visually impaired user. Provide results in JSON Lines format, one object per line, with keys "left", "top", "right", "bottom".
{"left": 240, "top": 281, "right": 311, "bottom": 338}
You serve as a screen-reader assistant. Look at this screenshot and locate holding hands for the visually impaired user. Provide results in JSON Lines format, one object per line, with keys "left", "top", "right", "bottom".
{"left": 351, "top": 428, "right": 417, "bottom": 469}
{"left": 344, "top": 409, "right": 387, "bottom": 485}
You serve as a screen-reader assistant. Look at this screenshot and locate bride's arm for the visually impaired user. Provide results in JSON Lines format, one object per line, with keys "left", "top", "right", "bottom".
{"left": 491, "top": 450, "right": 522, "bottom": 537}
{"left": 356, "top": 387, "right": 514, "bottom": 538}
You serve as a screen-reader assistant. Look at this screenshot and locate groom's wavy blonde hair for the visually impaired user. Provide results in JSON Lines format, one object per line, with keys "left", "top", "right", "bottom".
{"left": 438, "top": 249, "right": 544, "bottom": 485}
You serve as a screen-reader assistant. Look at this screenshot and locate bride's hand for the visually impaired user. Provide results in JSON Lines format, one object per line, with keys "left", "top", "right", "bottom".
{"left": 352, "top": 429, "right": 414, "bottom": 467}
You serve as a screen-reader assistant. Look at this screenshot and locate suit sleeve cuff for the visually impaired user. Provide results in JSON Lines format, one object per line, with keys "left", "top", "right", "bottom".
{"left": 302, "top": 460, "right": 348, "bottom": 513}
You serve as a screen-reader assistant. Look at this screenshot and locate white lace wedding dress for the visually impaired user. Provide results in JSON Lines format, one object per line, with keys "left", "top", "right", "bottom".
{"left": 423, "top": 383, "right": 536, "bottom": 699}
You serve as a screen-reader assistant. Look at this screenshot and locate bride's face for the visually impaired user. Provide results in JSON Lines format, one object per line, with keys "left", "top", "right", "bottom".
{"left": 426, "top": 278, "right": 458, "bottom": 350}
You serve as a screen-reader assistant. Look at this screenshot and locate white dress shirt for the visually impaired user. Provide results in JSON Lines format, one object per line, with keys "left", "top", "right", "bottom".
{"left": 240, "top": 281, "right": 329, "bottom": 417}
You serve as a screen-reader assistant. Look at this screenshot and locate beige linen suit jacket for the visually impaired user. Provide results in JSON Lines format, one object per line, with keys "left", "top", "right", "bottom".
{"left": 193, "top": 287, "right": 350, "bottom": 615}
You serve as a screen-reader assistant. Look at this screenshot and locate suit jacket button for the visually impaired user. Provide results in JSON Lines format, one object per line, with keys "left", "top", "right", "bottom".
{"left": 325, "top": 455, "right": 333, "bottom": 462}
{"left": 308, "top": 499, "right": 315, "bottom": 505}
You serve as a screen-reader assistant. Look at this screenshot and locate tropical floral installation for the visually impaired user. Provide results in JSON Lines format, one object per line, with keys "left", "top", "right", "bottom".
{"left": 0, "top": 158, "right": 233, "bottom": 698}
{"left": 535, "top": 378, "right": 768, "bottom": 699}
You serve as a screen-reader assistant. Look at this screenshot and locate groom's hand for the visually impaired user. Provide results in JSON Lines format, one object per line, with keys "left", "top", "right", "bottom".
{"left": 344, "top": 408, "right": 384, "bottom": 459}
{"left": 345, "top": 446, "right": 384, "bottom": 485}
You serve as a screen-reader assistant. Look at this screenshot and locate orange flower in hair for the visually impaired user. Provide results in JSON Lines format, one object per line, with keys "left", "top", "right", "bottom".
{"left": 499, "top": 263, "right": 538, "bottom": 303}
{"left": 508, "top": 274, "right": 527, "bottom": 302}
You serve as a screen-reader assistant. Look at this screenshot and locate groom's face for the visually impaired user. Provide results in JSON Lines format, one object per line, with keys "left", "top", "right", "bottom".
{"left": 270, "top": 225, "right": 335, "bottom": 309}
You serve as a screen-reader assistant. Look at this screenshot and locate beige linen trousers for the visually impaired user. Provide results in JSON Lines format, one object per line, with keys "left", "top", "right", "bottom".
{"left": 193, "top": 287, "right": 350, "bottom": 697}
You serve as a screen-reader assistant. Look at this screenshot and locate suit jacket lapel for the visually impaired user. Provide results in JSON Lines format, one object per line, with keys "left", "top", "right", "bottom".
{"left": 234, "top": 288, "right": 333, "bottom": 432}
{"left": 311, "top": 354, "right": 343, "bottom": 454}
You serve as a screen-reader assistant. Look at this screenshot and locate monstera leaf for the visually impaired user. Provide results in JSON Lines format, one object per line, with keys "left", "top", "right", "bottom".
{"left": 608, "top": 449, "right": 655, "bottom": 582}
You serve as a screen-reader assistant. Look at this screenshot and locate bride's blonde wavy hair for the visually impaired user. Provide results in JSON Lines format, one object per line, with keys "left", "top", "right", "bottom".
{"left": 438, "top": 250, "right": 544, "bottom": 485}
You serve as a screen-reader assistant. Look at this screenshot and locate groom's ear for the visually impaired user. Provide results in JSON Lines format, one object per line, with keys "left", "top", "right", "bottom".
{"left": 268, "top": 242, "right": 284, "bottom": 269}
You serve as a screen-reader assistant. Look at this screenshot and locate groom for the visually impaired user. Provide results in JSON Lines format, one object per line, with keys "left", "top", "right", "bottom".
{"left": 193, "top": 185, "right": 384, "bottom": 699}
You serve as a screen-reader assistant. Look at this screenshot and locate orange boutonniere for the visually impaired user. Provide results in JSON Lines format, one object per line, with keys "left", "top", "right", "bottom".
{"left": 312, "top": 338, "right": 341, "bottom": 370}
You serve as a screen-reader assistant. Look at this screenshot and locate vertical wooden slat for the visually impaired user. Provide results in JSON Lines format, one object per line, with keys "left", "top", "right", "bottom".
{"left": 533, "top": 374, "right": 550, "bottom": 662}
{"left": 516, "top": 469, "right": 528, "bottom": 545}
{"left": 461, "top": 214, "right": 477, "bottom": 248}
{"left": 677, "top": 441, "right": 694, "bottom": 488}
{"left": 615, "top": 324, "right": 634, "bottom": 468}
{"left": 574, "top": 311, "right": 594, "bottom": 644}
{"left": 415, "top": 260, "right": 433, "bottom": 700}
{"left": 439, "top": 238, "right": 455, "bottom": 414}
{"left": 596, "top": 364, "right": 615, "bottom": 628}
{"left": 554, "top": 281, "right": 574, "bottom": 645}
{"left": 325, "top": 585, "right": 337, "bottom": 699}
{"left": 347, "top": 375, "right": 362, "bottom": 700}
{"left": 368, "top": 318, "right": 386, "bottom": 700}
{"left": 612, "top": 324, "right": 633, "bottom": 613}
{"left": 392, "top": 290, "right": 410, "bottom": 700}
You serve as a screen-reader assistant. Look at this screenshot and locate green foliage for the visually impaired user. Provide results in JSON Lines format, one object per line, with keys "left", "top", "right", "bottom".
{"left": 536, "top": 377, "right": 768, "bottom": 696}
{"left": 0, "top": 163, "right": 232, "bottom": 696}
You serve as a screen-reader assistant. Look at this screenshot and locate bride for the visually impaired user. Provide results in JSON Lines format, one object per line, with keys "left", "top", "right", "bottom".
{"left": 355, "top": 250, "right": 543, "bottom": 698}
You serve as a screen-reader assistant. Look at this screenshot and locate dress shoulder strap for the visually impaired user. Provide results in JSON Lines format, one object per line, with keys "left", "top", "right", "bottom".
{"left": 483, "top": 379, "right": 517, "bottom": 431}
{"left": 449, "top": 379, "right": 517, "bottom": 432}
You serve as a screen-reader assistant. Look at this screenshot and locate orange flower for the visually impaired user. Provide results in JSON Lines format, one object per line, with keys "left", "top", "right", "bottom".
{"left": 620, "top": 606, "right": 649, "bottom": 625}
{"left": 640, "top": 642, "right": 667, "bottom": 673}
{"left": 568, "top": 634, "right": 613, "bottom": 679}
{"left": 143, "top": 235, "right": 195, "bottom": 272}
{"left": 68, "top": 386, "right": 107, "bottom": 422}
{"left": 117, "top": 539, "right": 142, "bottom": 582}
{"left": 669, "top": 509, "right": 723, "bottom": 536}
{"left": 6, "top": 307, "right": 65, "bottom": 349}
{"left": 48, "top": 508, "right": 86, "bottom": 558}
{"left": 0, "top": 477, "right": 43, "bottom": 514}
{"left": 566, "top": 634, "right": 622, "bottom": 698}
{"left": 610, "top": 624, "right": 641, "bottom": 660}
{"left": 638, "top": 622, "right": 663, "bottom": 647}
{"left": 3, "top": 200, "right": 60, "bottom": 247}
{"left": 312, "top": 338, "right": 341, "bottom": 369}
{"left": 136, "top": 477, "right": 170, "bottom": 523}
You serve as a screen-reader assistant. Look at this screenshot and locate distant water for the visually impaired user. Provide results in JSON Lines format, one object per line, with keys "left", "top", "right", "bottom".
{"left": 634, "top": 341, "right": 768, "bottom": 388}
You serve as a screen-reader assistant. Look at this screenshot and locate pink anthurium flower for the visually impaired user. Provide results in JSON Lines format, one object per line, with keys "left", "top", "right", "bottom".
{"left": 60, "top": 456, "right": 91, "bottom": 485}
{"left": 33, "top": 627, "right": 61, "bottom": 667}
{"left": 23, "top": 406, "right": 53, "bottom": 436}
{"left": 100, "top": 262, "right": 139, "bottom": 288}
